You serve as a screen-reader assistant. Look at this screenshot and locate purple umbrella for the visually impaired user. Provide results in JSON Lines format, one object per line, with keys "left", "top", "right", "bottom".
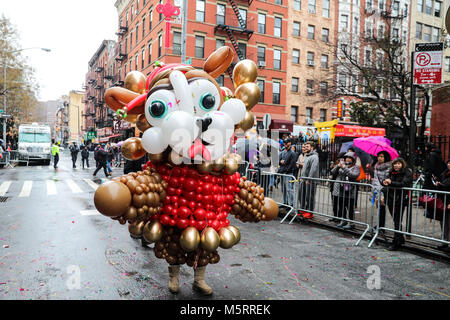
{"left": 353, "top": 137, "right": 399, "bottom": 161}
{"left": 365, "top": 136, "right": 392, "bottom": 146}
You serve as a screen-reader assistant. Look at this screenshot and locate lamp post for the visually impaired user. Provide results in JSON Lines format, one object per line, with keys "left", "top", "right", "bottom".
{"left": 1, "top": 47, "right": 51, "bottom": 144}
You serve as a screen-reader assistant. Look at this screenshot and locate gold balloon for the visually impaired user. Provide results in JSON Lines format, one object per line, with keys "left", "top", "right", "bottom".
{"left": 235, "top": 82, "right": 261, "bottom": 110}
{"left": 168, "top": 150, "right": 183, "bottom": 166}
{"left": 224, "top": 157, "right": 239, "bottom": 175}
{"left": 142, "top": 220, "right": 163, "bottom": 243}
{"left": 94, "top": 181, "right": 132, "bottom": 217}
{"left": 239, "top": 111, "right": 255, "bottom": 132}
{"left": 136, "top": 113, "right": 151, "bottom": 132}
{"left": 125, "top": 71, "right": 147, "bottom": 94}
{"left": 132, "top": 193, "right": 147, "bottom": 208}
{"left": 227, "top": 225, "right": 241, "bottom": 245}
{"left": 218, "top": 228, "right": 236, "bottom": 249}
{"left": 149, "top": 152, "right": 165, "bottom": 163}
{"left": 180, "top": 227, "right": 201, "bottom": 252}
{"left": 262, "top": 197, "right": 279, "bottom": 221}
{"left": 128, "top": 221, "right": 145, "bottom": 237}
{"left": 121, "top": 137, "right": 146, "bottom": 160}
{"left": 227, "top": 153, "right": 243, "bottom": 164}
{"left": 123, "top": 114, "right": 138, "bottom": 124}
{"left": 233, "top": 59, "right": 258, "bottom": 88}
{"left": 212, "top": 156, "right": 225, "bottom": 172}
{"left": 124, "top": 206, "right": 138, "bottom": 222}
{"left": 197, "top": 161, "right": 213, "bottom": 174}
{"left": 200, "top": 227, "right": 220, "bottom": 252}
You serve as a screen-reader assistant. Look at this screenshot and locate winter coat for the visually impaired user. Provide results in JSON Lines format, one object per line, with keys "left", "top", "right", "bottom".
{"left": 278, "top": 148, "right": 297, "bottom": 175}
{"left": 95, "top": 148, "right": 108, "bottom": 164}
{"left": 81, "top": 148, "right": 89, "bottom": 159}
{"left": 437, "top": 169, "right": 450, "bottom": 206}
{"left": 296, "top": 153, "right": 306, "bottom": 179}
{"left": 301, "top": 150, "right": 320, "bottom": 179}
{"left": 331, "top": 164, "right": 361, "bottom": 198}
{"left": 69, "top": 145, "right": 79, "bottom": 155}
{"left": 383, "top": 167, "right": 413, "bottom": 206}
{"left": 423, "top": 148, "right": 446, "bottom": 190}
{"left": 372, "top": 161, "right": 392, "bottom": 194}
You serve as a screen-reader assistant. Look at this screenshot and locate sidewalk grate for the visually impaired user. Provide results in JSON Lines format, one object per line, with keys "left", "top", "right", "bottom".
{"left": 0, "top": 196, "right": 10, "bottom": 203}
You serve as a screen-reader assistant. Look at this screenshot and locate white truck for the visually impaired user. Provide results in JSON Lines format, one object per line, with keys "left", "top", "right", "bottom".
{"left": 18, "top": 123, "right": 52, "bottom": 165}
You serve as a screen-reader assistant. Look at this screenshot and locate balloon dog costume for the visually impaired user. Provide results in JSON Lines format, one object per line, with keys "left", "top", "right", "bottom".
{"left": 93, "top": 47, "right": 279, "bottom": 295}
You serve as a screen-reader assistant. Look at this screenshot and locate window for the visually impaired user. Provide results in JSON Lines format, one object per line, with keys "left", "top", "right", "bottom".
{"left": 392, "top": 28, "right": 399, "bottom": 40}
{"left": 148, "top": 42, "right": 152, "bottom": 63}
{"left": 142, "top": 17, "right": 146, "bottom": 37}
{"left": 417, "top": 0, "right": 424, "bottom": 12}
{"left": 306, "top": 107, "right": 313, "bottom": 121}
{"left": 273, "top": 81, "right": 280, "bottom": 104}
{"left": 158, "top": 34, "right": 162, "bottom": 57}
{"left": 258, "top": 13, "right": 266, "bottom": 34}
{"left": 425, "top": 0, "right": 432, "bottom": 14}
{"left": 416, "top": 23, "right": 423, "bottom": 39}
{"left": 365, "top": 20, "right": 373, "bottom": 38}
{"left": 308, "top": 0, "right": 316, "bottom": 13}
{"left": 307, "top": 52, "right": 315, "bottom": 66}
{"left": 195, "top": 35, "right": 205, "bottom": 58}
{"left": 364, "top": 49, "right": 372, "bottom": 66}
{"left": 216, "top": 75, "right": 224, "bottom": 87}
{"left": 340, "top": 15, "right": 348, "bottom": 31}
{"left": 338, "top": 73, "right": 347, "bottom": 89}
{"left": 149, "top": 9, "right": 153, "bottom": 30}
{"left": 320, "top": 81, "right": 328, "bottom": 95}
{"left": 129, "top": 57, "right": 133, "bottom": 71}
{"left": 125, "top": 36, "right": 128, "bottom": 53}
{"left": 294, "top": 0, "right": 301, "bottom": 10}
{"left": 274, "top": 17, "right": 282, "bottom": 37}
{"left": 159, "top": 0, "right": 163, "bottom": 20}
{"left": 196, "top": 0, "right": 205, "bottom": 22}
{"left": 238, "top": 43, "right": 247, "bottom": 59}
{"left": 306, "top": 79, "right": 314, "bottom": 94}
{"left": 323, "top": 0, "right": 330, "bottom": 18}
{"left": 135, "top": 54, "right": 139, "bottom": 70}
{"left": 239, "top": 9, "right": 247, "bottom": 28}
{"left": 216, "top": 38, "right": 225, "bottom": 50}
{"left": 293, "top": 22, "right": 300, "bottom": 36}
{"left": 351, "top": 75, "right": 358, "bottom": 92}
{"left": 435, "top": 1, "right": 442, "bottom": 17}
{"left": 274, "top": 49, "right": 281, "bottom": 69}
{"left": 173, "top": 31, "right": 181, "bottom": 55}
{"left": 432, "top": 27, "right": 440, "bottom": 42}
{"left": 353, "top": 17, "right": 359, "bottom": 34}
{"left": 445, "top": 57, "right": 450, "bottom": 73}
{"left": 292, "top": 49, "right": 300, "bottom": 64}
{"left": 291, "top": 106, "right": 298, "bottom": 123}
{"left": 257, "top": 46, "right": 266, "bottom": 63}
{"left": 275, "top": 0, "right": 282, "bottom": 4}
{"left": 130, "top": 30, "right": 133, "bottom": 48}
{"left": 307, "top": 25, "right": 315, "bottom": 39}
{"left": 320, "top": 109, "right": 326, "bottom": 122}
{"left": 292, "top": 77, "right": 299, "bottom": 92}
{"left": 257, "top": 80, "right": 265, "bottom": 102}
{"left": 126, "top": 11, "right": 129, "bottom": 27}
{"left": 217, "top": 4, "right": 226, "bottom": 24}
{"left": 392, "top": 1, "right": 400, "bottom": 16}
{"left": 136, "top": 24, "right": 139, "bottom": 43}
{"left": 322, "top": 28, "right": 329, "bottom": 42}
{"left": 379, "top": 0, "right": 385, "bottom": 10}
{"left": 423, "top": 25, "right": 432, "bottom": 41}
{"left": 131, "top": 4, "right": 134, "bottom": 20}
{"left": 321, "top": 54, "right": 328, "bottom": 68}
{"left": 142, "top": 47, "right": 145, "bottom": 67}
{"left": 378, "top": 24, "right": 385, "bottom": 38}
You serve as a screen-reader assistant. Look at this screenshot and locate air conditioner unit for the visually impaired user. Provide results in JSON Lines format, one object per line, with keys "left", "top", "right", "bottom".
{"left": 308, "top": 60, "right": 315, "bottom": 66}
{"left": 306, "top": 118, "right": 315, "bottom": 125}
{"left": 258, "top": 61, "right": 266, "bottom": 68}
{"left": 307, "top": 88, "right": 315, "bottom": 95}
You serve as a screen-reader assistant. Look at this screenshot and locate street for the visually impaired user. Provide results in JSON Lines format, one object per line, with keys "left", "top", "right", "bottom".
{"left": 0, "top": 152, "right": 449, "bottom": 300}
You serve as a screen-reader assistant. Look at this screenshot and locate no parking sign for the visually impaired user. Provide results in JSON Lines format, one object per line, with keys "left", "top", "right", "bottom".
{"left": 413, "top": 42, "right": 443, "bottom": 85}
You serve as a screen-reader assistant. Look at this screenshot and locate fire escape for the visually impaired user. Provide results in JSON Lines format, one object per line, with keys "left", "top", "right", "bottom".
{"left": 214, "top": 0, "right": 254, "bottom": 79}
{"left": 114, "top": 25, "right": 128, "bottom": 87}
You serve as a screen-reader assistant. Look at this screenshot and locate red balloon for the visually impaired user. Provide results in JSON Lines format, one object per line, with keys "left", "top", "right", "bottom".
{"left": 181, "top": 166, "right": 189, "bottom": 176}
{"left": 166, "top": 187, "right": 177, "bottom": 196}
{"left": 188, "top": 201, "right": 197, "bottom": 210}
{"left": 213, "top": 195, "right": 224, "bottom": 207}
{"left": 171, "top": 208, "right": 178, "bottom": 218}
{"left": 169, "top": 219, "right": 177, "bottom": 226}
{"left": 196, "top": 202, "right": 203, "bottom": 208}
{"left": 189, "top": 219, "right": 196, "bottom": 227}
{"left": 195, "top": 186, "right": 203, "bottom": 194}
{"left": 203, "top": 175, "right": 212, "bottom": 183}
{"left": 213, "top": 185, "right": 221, "bottom": 194}
{"left": 179, "top": 197, "right": 188, "bottom": 207}
{"left": 210, "top": 219, "right": 221, "bottom": 231}
{"left": 194, "top": 208, "right": 207, "bottom": 220}
{"left": 203, "top": 183, "right": 213, "bottom": 195}
{"left": 203, "top": 195, "right": 212, "bottom": 205}
{"left": 184, "top": 178, "right": 196, "bottom": 191}
{"left": 185, "top": 191, "right": 196, "bottom": 201}
{"left": 195, "top": 194, "right": 203, "bottom": 202}
{"left": 206, "top": 211, "right": 215, "bottom": 220}
{"left": 163, "top": 205, "right": 174, "bottom": 216}
{"left": 172, "top": 167, "right": 182, "bottom": 176}
{"left": 178, "top": 206, "right": 191, "bottom": 219}
{"left": 179, "top": 177, "right": 185, "bottom": 184}
{"left": 223, "top": 219, "right": 230, "bottom": 227}
{"left": 196, "top": 220, "right": 207, "bottom": 231}
{"left": 170, "top": 195, "right": 178, "bottom": 204}
{"left": 176, "top": 219, "right": 189, "bottom": 230}
{"left": 169, "top": 177, "right": 179, "bottom": 188}
{"left": 175, "top": 188, "right": 182, "bottom": 196}
{"left": 160, "top": 214, "right": 170, "bottom": 225}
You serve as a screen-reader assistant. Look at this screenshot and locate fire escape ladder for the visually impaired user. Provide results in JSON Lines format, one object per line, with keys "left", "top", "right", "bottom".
{"left": 225, "top": 27, "right": 245, "bottom": 60}
{"left": 227, "top": 0, "right": 246, "bottom": 29}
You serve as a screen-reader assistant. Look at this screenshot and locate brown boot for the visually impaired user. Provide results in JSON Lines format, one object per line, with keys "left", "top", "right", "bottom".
{"left": 168, "top": 265, "right": 180, "bottom": 294}
{"left": 192, "top": 266, "right": 213, "bottom": 295}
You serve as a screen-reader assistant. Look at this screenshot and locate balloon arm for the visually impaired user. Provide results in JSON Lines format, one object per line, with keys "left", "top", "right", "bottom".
{"left": 125, "top": 93, "right": 147, "bottom": 113}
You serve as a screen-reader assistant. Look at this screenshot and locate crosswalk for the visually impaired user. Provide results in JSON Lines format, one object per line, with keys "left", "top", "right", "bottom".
{"left": 0, "top": 178, "right": 101, "bottom": 198}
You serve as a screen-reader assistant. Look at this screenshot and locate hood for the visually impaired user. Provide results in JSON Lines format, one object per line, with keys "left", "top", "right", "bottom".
{"left": 344, "top": 151, "right": 356, "bottom": 161}
{"left": 375, "top": 161, "right": 391, "bottom": 171}
{"left": 306, "top": 150, "right": 318, "bottom": 157}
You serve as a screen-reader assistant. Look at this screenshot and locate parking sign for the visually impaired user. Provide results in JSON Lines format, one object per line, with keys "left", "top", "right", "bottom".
{"left": 413, "top": 43, "right": 443, "bottom": 85}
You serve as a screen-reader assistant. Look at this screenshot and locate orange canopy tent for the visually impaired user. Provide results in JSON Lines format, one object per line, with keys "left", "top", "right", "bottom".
{"left": 314, "top": 119, "right": 385, "bottom": 141}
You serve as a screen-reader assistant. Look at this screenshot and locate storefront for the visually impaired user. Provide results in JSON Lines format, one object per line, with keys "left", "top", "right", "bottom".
{"left": 315, "top": 120, "right": 385, "bottom": 142}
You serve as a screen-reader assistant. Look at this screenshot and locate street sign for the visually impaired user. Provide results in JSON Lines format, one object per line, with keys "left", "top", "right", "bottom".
{"left": 337, "top": 100, "right": 343, "bottom": 118}
{"left": 0, "top": 109, "right": 3, "bottom": 113}
{"left": 413, "top": 42, "right": 443, "bottom": 85}
{"left": 263, "top": 113, "right": 271, "bottom": 130}
{"left": 86, "top": 131, "right": 97, "bottom": 140}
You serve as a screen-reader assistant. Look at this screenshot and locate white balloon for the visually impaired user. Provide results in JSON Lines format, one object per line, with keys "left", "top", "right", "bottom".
{"left": 162, "top": 111, "right": 199, "bottom": 155}
{"left": 219, "top": 98, "right": 246, "bottom": 124}
{"left": 141, "top": 127, "right": 168, "bottom": 154}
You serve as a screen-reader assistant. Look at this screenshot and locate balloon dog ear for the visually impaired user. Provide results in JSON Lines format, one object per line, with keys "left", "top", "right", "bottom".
{"left": 203, "top": 46, "right": 234, "bottom": 79}
{"left": 104, "top": 87, "right": 145, "bottom": 115}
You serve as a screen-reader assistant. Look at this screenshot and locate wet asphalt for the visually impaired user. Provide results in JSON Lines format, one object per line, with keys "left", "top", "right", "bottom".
{"left": 0, "top": 152, "right": 449, "bottom": 300}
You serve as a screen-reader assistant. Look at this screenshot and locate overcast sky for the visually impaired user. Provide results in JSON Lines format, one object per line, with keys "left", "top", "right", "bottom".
{"left": 1, "top": 0, "right": 118, "bottom": 101}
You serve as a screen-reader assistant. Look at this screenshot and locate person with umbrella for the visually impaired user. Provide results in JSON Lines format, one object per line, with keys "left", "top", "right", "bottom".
{"left": 382, "top": 158, "right": 413, "bottom": 251}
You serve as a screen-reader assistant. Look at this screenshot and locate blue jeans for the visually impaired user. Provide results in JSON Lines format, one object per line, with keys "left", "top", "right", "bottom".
{"left": 281, "top": 175, "right": 294, "bottom": 206}
{"left": 106, "top": 161, "right": 112, "bottom": 173}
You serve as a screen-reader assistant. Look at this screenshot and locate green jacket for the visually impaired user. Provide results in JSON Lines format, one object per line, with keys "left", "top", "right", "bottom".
{"left": 51, "top": 144, "right": 60, "bottom": 156}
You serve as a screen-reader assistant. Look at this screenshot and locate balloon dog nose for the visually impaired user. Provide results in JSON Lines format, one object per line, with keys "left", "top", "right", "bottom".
{"left": 197, "top": 117, "right": 213, "bottom": 132}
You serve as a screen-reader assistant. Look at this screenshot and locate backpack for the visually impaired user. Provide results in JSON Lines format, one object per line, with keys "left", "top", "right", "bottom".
{"left": 94, "top": 148, "right": 100, "bottom": 161}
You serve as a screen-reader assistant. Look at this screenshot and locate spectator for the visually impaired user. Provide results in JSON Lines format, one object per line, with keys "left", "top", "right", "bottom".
{"left": 319, "top": 145, "right": 329, "bottom": 177}
{"left": 423, "top": 143, "right": 446, "bottom": 191}
{"left": 257, "top": 143, "right": 277, "bottom": 195}
{"left": 329, "top": 152, "right": 346, "bottom": 222}
{"left": 69, "top": 142, "right": 79, "bottom": 169}
{"left": 435, "top": 159, "right": 450, "bottom": 252}
{"left": 331, "top": 151, "right": 360, "bottom": 230}
{"left": 296, "top": 144, "right": 307, "bottom": 179}
{"left": 278, "top": 138, "right": 297, "bottom": 207}
{"left": 382, "top": 158, "right": 413, "bottom": 251}
{"left": 124, "top": 156, "right": 146, "bottom": 175}
{"left": 93, "top": 144, "right": 110, "bottom": 178}
{"left": 105, "top": 143, "right": 114, "bottom": 175}
{"left": 347, "top": 147, "right": 362, "bottom": 168}
{"left": 81, "top": 146, "right": 90, "bottom": 169}
{"left": 298, "top": 141, "right": 320, "bottom": 219}
{"left": 369, "top": 151, "right": 392, "bottom": 231}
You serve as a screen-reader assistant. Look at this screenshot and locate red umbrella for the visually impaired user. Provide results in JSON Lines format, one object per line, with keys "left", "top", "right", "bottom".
{"left": 353, "top": 137, "right": 399, "bottom": 161}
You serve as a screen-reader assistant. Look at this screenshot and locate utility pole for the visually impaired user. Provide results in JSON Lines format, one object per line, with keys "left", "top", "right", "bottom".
{"left": 181, "top": 0, "right": 188, "bottom": 64}
{"left": 409, "top": 51, "right": 416, "bottom": 170}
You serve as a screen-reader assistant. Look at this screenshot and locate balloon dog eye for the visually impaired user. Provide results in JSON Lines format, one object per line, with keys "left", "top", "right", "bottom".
{"left": 149, "top": 100, "right": 168, "bottom": 118}
{"left": 200, "top": 93, "right": 216, "bottom": 111}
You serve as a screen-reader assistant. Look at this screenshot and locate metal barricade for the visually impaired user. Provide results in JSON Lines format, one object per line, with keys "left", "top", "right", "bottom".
{"left": 8, "top": 150, "right": 29, "bottom": 166}
{"left": 288, "top": 177, "right": 375, "bottom": 246}
{"left": 368, "top": 187, "right": 450, "bottom": 248}
{"left": 237, "top": 161, "right": 250, "bottom": 178}
{"left": 0, "top": 151, "right": 13, "bottom": 168}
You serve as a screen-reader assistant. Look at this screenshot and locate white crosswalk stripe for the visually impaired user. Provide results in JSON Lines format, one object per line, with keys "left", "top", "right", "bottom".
{"left": 46, "top": 180, "right": 57, "bottom": 195}
{"left": 18, "top": 181, "right": 33, "bottom": 198}
{"left": 66, "top": 179, "right": 83, "bottom": 193}
{"left": 80, "top": 210, "right": 100, "bottom": 216}
{"left": 83, "top": 179, "right": 99, "bottom": 190}
{"left": 0, "top": 181, "right": 12, "bottom": 197}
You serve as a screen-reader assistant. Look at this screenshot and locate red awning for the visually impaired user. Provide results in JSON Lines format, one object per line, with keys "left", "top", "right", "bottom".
{"left": 269, "top": 119, "right": 294, "bottom": 132}
{"left": 335, "top": 125, "right": 385, "bottom": 138}
{"left": 99, "top": 134, "right": 122, "bottom": 142}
